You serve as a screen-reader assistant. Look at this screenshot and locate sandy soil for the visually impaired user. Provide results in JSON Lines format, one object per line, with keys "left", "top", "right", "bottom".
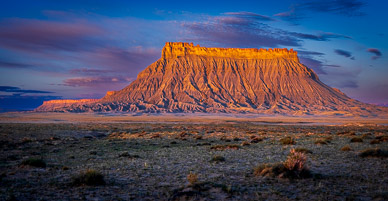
{"left": 0, "top": 113, "right": 387, "bottom": 200}
{"left": 1, "top": 112, "right": 388, "bottom": 125}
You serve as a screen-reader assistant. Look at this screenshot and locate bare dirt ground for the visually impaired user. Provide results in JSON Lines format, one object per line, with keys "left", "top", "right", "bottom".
{"left": 0, "top": 112, "right": 387, "bottom": 200}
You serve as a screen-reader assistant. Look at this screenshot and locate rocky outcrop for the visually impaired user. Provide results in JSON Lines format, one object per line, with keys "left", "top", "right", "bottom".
{"left": 36, "top": 99, "right": 98, "bottom": 112}
{"left": 161, "top": 42, "right": 299, "bottom": 61}
{"left": 35, "top": 42, "right": 388, "bottom": 117}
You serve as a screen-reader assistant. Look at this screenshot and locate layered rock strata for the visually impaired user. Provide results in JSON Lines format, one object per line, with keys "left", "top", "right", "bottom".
{"left": 36, "top": 42, "right": 387, "bottom": 117}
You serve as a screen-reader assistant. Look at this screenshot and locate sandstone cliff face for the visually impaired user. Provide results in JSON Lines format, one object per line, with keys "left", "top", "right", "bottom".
{"left": 36, "top": 99, "right": 98, "bottom": 112}
{"left": 36, "top": 42, "right": 388, "bottom": 116}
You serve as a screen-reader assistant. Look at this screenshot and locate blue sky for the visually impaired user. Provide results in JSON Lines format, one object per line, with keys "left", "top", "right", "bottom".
{"left": 0, "top": 0, "right": 387, "bottom": 111}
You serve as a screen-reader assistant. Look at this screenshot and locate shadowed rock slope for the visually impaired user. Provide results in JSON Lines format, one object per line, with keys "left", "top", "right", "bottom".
{"left": 36, "top": 42, "right": 388, "bottom": 117}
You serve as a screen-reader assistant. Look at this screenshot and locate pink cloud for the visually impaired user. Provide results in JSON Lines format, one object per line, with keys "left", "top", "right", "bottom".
{"left": 0, "top": 18, "right": 105, "bottom": 53}
{"left": 367, "top": 48, "right": 382, "bottom": 60}
{"left": 63, "top": 76, "right": 133, "bottom": 87}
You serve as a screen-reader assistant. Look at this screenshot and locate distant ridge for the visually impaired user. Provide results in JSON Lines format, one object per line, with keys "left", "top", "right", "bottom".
{"left": 36, "top": 42, "right": 388, "bottom": 117}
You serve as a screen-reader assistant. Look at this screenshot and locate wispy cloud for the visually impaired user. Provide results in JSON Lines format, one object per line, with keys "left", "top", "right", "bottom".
{"left": 183, "top": 13, "right": 350, "bottom": 48}
{"left": 0, "top": 18, "right": 105, "bottom": 53}
{"left": 335, "top": 80, "right": 359, "bottom": 88}
{"left": 0, "top": 60, "right": 33, "bottom": 68}
{"left": 291, "top": 32, "right": 351, "bottom": 41}
{"left": 63, "top": 76, "right": 133, "bottom": 87}
{"left": 274, "top": 6, "right": 304, "bottom": 24}
{"left": 182, "top": 15, "right": 299, "bottom": 48}
{"left": 0, "top": 15, "right": 160, "bottom": 91}
{"left": 299, "top": 56, "right": 327, "bottom": 74}
{"left": 323, "top": 67, "right": 362, "bottom": 89}
{"left": 334, "top": 49, "right": 354, "bottom": 60}
{"left": 302, "top": 0, "right": 366, "bottom": 16}
{"left": 367, "top": 48, "right": 382, "bottom": 60}
{"left": 223, "top": 12, "right": 275, "bottom": 21}
{"left": 275, "top": 0, "right": 366, "bottom": 23}
{"left": 70, "top": 68, "right": 113, "bottom": 75}
{"left": 296, "top": 50, "right": 325, "bottom": 56}
{"left": 0, "top": 86, "right": 53, "bottom": 94}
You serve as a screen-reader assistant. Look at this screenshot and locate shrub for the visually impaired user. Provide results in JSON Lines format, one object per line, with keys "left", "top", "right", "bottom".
{"left": 118, "top": 152, "right": 140, "bottom": 158}
{"left": 324, "top": 136, "right": 333, "bottom": 142}
{"left": 194, "top": 135, "right": 203, "bottom": 140}
{"left": 233, "top": 137, "right": 241, "bottom": 141}
{"left": 359, "top": 148, "right": 388, "bottom": 158}
{"left": 150, "top": 133, "right": 160, "bottom": 139}
{"left": 340, "top": 145, "right": 352, "bottom": 151}
{"left": 293, "top": 147, "right": 312, "bottom": 154}
{"left": 350, "top": 137, "right": 363, "bottom": 143}
{"left": 361, "top": 133, "right": 373, "bottom": 139}
{"left": 254, "top": 149, "right": 311, "bottom": 179}
{"left": 241, "top": 141, "right": 250, "bottom": 146}
{"left": 211, "top": 155, "right": 225, "bottom": 162}
{"left": 337, "top": 131, "right": 356, "bottom": 136}
{"left": 254, "top": 163, "right": 285, "bottom": 177}
{"left": 314, "top": 139, "right": 328, "bottom": 145}
{"left": 283, "top": 149, "right": 307, "bottom": 173}
{"left": 20, "top": 158, "right": 46, "bottom": 168}
{"left": 370, "top": 139, "right": 380, "bottom": 144}
{"left": 375, "top": 135, "right": 388, "bottom": 142}
{"left": 187, "top": 172, "right": 198, "bottom": 185}
{"left": 72, "top": 169, "right": 105, "bottom": 186}
{"left": 280, "top": 137, "right": 295, "bottom": 145}
{"left": 250, "top": 137, "right": 264, "bottom": 143}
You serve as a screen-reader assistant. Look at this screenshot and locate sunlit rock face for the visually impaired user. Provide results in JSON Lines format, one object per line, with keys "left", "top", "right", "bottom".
{"left": 36, "top": 99, "right": 98, "bottom": 112}
{"left": 36, "top": 42, "right": 388, "bottom": 116}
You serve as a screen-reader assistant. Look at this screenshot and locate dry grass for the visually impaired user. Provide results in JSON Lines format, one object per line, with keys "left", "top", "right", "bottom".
{"left": 210, "top": 155, "right": 225, "bottom": 162}
{"left": 20, "top": 158, "right": 46, "bottom": 168}
{"left": 293, "top": 147, "right": 313, "bottom": 154}
{"left": 340, "top": 145, "right": 352, "bottom": 151}
{"left": 210, "top": 144, "right": 240, "bottom": 151}
{"left": 350, "top": 137, "right": 363, "bottom": 143}
{"left": 250, "top": 137, "right": 264, "bottom": 143}
{"left": 314, "top": 139, "right": 329, "bottom": 145}
{"left": 72, "top": 169, "right": 105, "bottom": 186}
{"left": 370, "top": 139, "right": 380, "bottom": 144}
{"left": 241, "top": 141, "right": 250, "bottom": 146}
{"left": 279, "top": 137, "right": 295, "bottom": 145}
{"left": 1, "top": 118, "right": 388, "bottom": 200}
{"left": 254, "top": 149, "right": 311, "bottom": 179}
{"left": 359, "top": 148, "right": 388, "bottom": 158}
{"left": 187, "top": 172, "right": 198, "bottom": 185}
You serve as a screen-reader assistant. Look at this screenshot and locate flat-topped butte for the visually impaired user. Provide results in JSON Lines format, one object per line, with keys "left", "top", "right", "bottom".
{"left": 162, "top": 42, "right": 299, "bottom": 61}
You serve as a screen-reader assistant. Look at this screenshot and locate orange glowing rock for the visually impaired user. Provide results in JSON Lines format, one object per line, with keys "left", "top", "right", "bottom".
{"left": 161, "top": 42, "right": 299, "bottom": 61}
{"left": 37, "top": 99, "right": 98, "bottom": 111}
{"left": 35, "top": 42, "right": 388, "bottom": 117}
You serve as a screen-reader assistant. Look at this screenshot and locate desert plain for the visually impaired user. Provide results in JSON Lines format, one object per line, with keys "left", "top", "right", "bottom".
{"left": 0, "top": 112, "right": 387, "bottom": 200}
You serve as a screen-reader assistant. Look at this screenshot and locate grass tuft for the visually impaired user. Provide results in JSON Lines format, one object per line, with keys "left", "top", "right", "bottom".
{"left": 280, "top": 137, "right": 295, "bottom": 145}
{"left": 254, "top": 149, "right": 311, "bottom": 179}
{"left": 314, "top": 139, "right": 328, "bottom": 145}
{"left": 250, "top": 137, "right": 264, "bottom": 143}
{"left": 340, "top": 145, "right": 352, "bottom": 151}
{"left": 210, "top": 144, "right": 240, "bottom": 151}
{"left": 210, "top": 155, "right": 225, "bottom": 162}
{"left": 370, "top": 139, "right": 380, "bottom": 144}
{"left": 293, "top": 147, "right": 313, "bottom": 154}
{"left": 72, "top": 169, "right": 105, "bottom": 186}
{"left": 350, "top": 137, "right": 363, "bottom": 143}
{"left": 20, "top": 158, "right": 46, "bottom": 168}
{"left": 187, "top": 172, "right": 198, "bottom": 185}
{"left": 241, "top": 141, "right": 250, "bottom": 146}
{"left": 359, "top": 148, "right": 388, "bottom": 158}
